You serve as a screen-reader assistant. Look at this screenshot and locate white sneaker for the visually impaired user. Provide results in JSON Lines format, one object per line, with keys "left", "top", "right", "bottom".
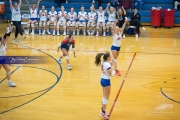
{"left": 14, "top": 38, "right": 19, "bottom": 42}
{"left": 73, "top": 31, "right": 75, "bottom": 35}
{"left": 47, "top": 30, "right": 51, "bottom": 35}
{"left": 67, "top": 30, "right": 69, "bottom": 35}
{"left": 83, "top": 31, "right": 86, "bottom": 35}
{"left": 22, "top": 35, "right": 26, "bottom": 39}
{"left": 39, "top": 32, "right": 41, "bottom": 35}
{"left": 91, "top": 31, "right": 95, "bottom": 35}
{"left": 103, "top": 32, "right": 106, "bottom": 37}
{"left": 8, "top": 80, "right": 16, "bottom": 87}
{"left": 123, "top": 34, "right": 126, "bottom": 39}
{"left": 77, "top": 30, "right": 79, "bottom": 35}
{"left": 57, "top": 58, "right": 62, "bottom": 64}
{"left": 31, "top": 31, "right": 34, "bottom": 35}
{"left": 42, "top": 30, "right": 45, "bottom": 35}
{"left": 57, "top": 32, "right": 60, "bottom": 36}
{"left": 96, "top": 32, "right": 99, "bottom": 37}
{"left": 63, "top": 32, "right": 66, "bottom": 36}
{"left": 68, "top": 65, "right": 72, "bottom": 70}
{"left": 25, "top": 29, "right": 29, "bottom": 35}
{"left": 136, "top": 34, "right": 138, "bottom": 38}
{"left": 53, "top": 31, "right": 55, "bottom": 36}
{"left": 142, "top": 27, "right": 146, "bottom": 31}
{"left": 87, "top": 31, "right": 90, "bottom": 35}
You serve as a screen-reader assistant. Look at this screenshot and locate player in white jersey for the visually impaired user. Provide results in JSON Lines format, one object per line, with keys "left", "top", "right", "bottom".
{"left": 0, "top": 27, "right": 16, "bottom": 87}
{"left": 76, "top": 6, "right": 87, "bottom": 35}
{"left": 95, "top": 52, "right": 115, "bottom": 120}
{"left": 9, "top": 0, "right": 26, "bottom": 42}
{"left": 26, "top": 0, "right": 40, "bottom": 35}
{"left": 87, "top": 6, "right": 96, "bottom": 36}
{"left": 67, "top": 7, "right": 77, "bottom": 35}
{"left": 106, "top": 6, "right": 116, "bottom": 36}
{"left": 93, "top": 3, "right": 110, "bottom": 37}
{"left": 39, "top": 5, "right": 48, "bottom": 35}
{"left": 57, "top": 6, "right": 67, "bottom": 36}
{"left": 47, "top": 6, "right": 58, "bottom": 36}
{"left": 111, "top": 19, "right": 128, "bottom": 76}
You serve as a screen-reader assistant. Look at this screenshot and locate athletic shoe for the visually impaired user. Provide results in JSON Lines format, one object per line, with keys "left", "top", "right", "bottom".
{"left": 42, "top": 30, "right": 45, "bottom": 35}
{"left": 8, "top": 80, "right": 16, "bottom": 87}
{"left": 57, "top": 58, "right": 62, "bottom": 64}
{"left": 57, "top": 32, "right": 60, "bottom": 36}
{"left": 91, "top": 31, "right": 95, "bottom": 36}
{"left": 73, "top": 31, "right": 75, "bottom": 35}
{"left": 106, "top": 32, "right": 109, "bottom": 36}
{"left": 96, "top": 32, "right": 99, "bottom": 37}
{"left": 136, "top": 33, "right": 138, "bottom": 38}
{"left": 142, "top": 27, "right": 146, "bottom": 31}
{"left": 67, "top": 30, "right": 69, "bottom": 35}
{"left": 83, "top": 31, "right": 86, "bottom": 35}
{"left": 39, "top": 32, "right": 41, "bottom": 35}
{"left": 103, "top": 32, "right": 106, "bottom": 37}
{"left": 100, "top": 111, "right": 109, "bottom": 120}
{"left": 31, "top": 31, "right": 34, "bottom": 35}
{"left": 63, "top": 32, "right": 66, "bottom": 36}
{"left": 87, "top": 31, "right": 90, "bottom": 35}
{"left": 14, "top": 38, "right": 19, "bottom": 42}
{"left": 47, "top": 30, "right": 51, "bottom": 35}
{"left": 77, "top": 30, "right": 79, "bottom": 35}
{"left": 123, "top": 34, "right": 126, "bottom": 39}
{"left": 53, "top": 31, "right": 55, "bottom": 36}
{"left": 116, "top": 70, "right": 121, "bottom": 76}
{"left": 25, "top": 29, "right": 29, "bottom": 35}
{"left": 68, "top": 65, "right": 72, "bottom": 70}
{"left": 22, "top": 35, "right": 26, "bottom": 39}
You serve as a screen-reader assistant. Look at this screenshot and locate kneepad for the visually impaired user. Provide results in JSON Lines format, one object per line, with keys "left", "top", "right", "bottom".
{"left": 6, "top": 72, "right": 11, "bottom": 76}
{"left": 102, "top": 98, "right": 108, "bottom": 105}
{"left": 66, "top": 56, "right": 69, "bottom": 60}
{"left": 31, "top": 24, "right": 34, "bottom": 28}
{"left": 113, "top": 59, "right": 117, "bottom": 63}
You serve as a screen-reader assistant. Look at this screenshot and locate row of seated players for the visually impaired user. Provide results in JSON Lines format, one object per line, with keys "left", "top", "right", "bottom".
{"left": 26, "top": 3, "right": 120, "bottom": 37}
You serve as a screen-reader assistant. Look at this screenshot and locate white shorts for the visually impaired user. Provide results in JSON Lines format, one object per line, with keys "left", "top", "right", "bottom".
{"left": 98, "top": 19, "right": 105, "bottom": 23}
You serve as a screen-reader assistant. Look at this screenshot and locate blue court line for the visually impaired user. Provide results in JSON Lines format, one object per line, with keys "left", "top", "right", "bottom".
{"left": 0, "top": 66, "right": 20, "bottom": 84}
{"left": 160, "top": 88, "right": 180, "bottom": 104}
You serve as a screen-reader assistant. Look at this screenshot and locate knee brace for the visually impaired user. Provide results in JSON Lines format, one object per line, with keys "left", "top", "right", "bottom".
{"left": 6, "top": 72, "right": 11, "bottom": 76}
{"left": 102, "top": 98, "right": 108, "bottom": 105}
{"left": 31, "top": 24, "right": 34, "bottom": 28}
{"left": 66, "top": 56, "right": 69, "bottom": 60}
{"left": 113, "top": 59, "right": 117, "bottom": 63}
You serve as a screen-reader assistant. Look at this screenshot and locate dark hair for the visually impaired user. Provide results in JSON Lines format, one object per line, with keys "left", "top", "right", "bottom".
{"left": 95, "top": 52, "right": 110, "bottom": 66}
{"left": 0, "top": 37, "right": 2, "bottom": 42}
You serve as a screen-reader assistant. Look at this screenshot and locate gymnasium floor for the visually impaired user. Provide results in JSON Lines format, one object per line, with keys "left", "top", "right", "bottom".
{"left": 0, "top": 24, "right": 180, "bottom": 120}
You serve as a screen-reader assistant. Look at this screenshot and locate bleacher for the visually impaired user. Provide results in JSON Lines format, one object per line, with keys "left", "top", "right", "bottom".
{"left": 0, "top": 0, "right": 180, "bottom": 25}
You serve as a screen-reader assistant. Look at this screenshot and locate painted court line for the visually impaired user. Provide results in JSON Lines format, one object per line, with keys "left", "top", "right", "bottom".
{"left": 109, "top": 53, "right": 136, "bottom": 117}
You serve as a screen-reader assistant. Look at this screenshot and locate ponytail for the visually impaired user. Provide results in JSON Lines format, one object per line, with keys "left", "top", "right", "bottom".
{"left": 95, "top": 52, "right": 110, "bottom": 66}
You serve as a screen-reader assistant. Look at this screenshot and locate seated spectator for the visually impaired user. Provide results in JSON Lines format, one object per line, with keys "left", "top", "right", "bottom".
{"left": 133, "top": 0, "right": 144, "bottom": 11}
{"left": 120, "top": 0, "right": 132, "bottom": 16}
{"left": 174, "top": 0, "right": 180, "bottom": 11}
{"left": 110, "top": 0, "right": 120, "bottom": 9}
{"left": 130, "top": 8, "right": 145, "bottom": 38}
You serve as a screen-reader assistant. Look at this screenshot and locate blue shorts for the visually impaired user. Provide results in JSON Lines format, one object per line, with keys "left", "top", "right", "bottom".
{"left": 79, "top": 20, "right": 85, "bottom": 23}
{"left": 61, "top": 46, "right": 69, "bottom": 51}
{"left": 70, "top": 20, "right": 75, "bottom": 22}
{"left": 0, "top": 58, "right": 6, "bottom": 64}
{"left": 30, "top": 18, "right": 38, "bottom": 21}
{"left": 111, "top": 45, "right": 121, "bottom": 51}
{"left": 100, "top": 78, "right": 111, "bottom": 87}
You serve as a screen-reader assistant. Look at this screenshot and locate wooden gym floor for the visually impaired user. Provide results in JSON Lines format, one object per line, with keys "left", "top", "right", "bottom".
{"left": 0, "top": 23, "right": 180, "bottom": 120}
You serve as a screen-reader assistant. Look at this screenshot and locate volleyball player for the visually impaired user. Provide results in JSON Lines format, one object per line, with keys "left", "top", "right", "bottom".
{"left": 57, "top": 34, "right": 76, "bottom": 70}
{"left": 93, "top": 3, "right": 110, "bottom": 37}
{"left": 26, "top": 0, "right": 41, "bottom": 35}
{"left": 39, "top": 5, "right": 47, "bottom": 35}
{"left": 0, "top": 27, "right": 16, "bottom": 87}
{"left": 47, "top": 6, "right": 58, "bottom": 36}
{"left": 87, "top": 6, "right": 97, "bottom": 36}
{"left": 9, "top": 0, "right": 26, "bottom": 42}
{"left": 67, "top": 8, "right": 77, "bottom": 35}
{"left": 57, "top": 6, "right": 67, "bottom": 36}
{"left": 106, "top": 6, "right": 116, "bottom": 36}
{"left": 95, "top": 52, "right": 115, "bottom": 119}
{"left": 111, "top": 19, "right": 128, "bottom": 76}
{"left": 76, "top": 6, "right": 87, "bottom": 35}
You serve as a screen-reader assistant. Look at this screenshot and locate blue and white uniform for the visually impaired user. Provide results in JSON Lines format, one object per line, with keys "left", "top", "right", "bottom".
{"left": 68, "top": 12, "right": 77, "bottom": 22}
{"left": 48, "top": 11, "right": 57, "bottom": 21}
{"left": 78, "top": 11, "right": 87, "bottom": 23}
{"left": 108, "top": 11, "right": 116, "bottom": 22}
{"left": 97, "top": 11, "right": 105, "bottom": 23}
{"left": 58, "top": 11, "right": 67, "bottom": 22}
{"left": 30, "top": 8, "right": 38, "bottom": 21}
{"left": 39, "top": 10, "right": 47, "bottom": 21}
{"left": 100, "top": 61, "right": 112, "bottom": 87}
{"left": 111, "top": 32, "right": 122, "bottom": 51}
{"left": 88, "top": 12, "right": 96, "bottom": 22}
